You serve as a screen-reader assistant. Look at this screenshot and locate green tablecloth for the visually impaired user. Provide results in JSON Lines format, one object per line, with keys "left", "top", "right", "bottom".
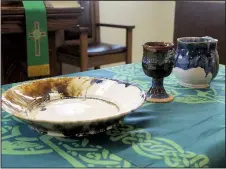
{"left": 1, "top": 63, "right": 225, "bottom": 168}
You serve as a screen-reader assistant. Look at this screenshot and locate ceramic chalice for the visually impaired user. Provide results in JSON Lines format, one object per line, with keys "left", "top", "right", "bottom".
{"left": 142, "top": 42, "right": 175, "bottom": 103}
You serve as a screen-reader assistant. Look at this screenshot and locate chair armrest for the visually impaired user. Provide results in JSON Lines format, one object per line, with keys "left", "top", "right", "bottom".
{"left": 68, "top": 25, "right": 89, "bottom": 33}
{"left": 78, "top": 26, "right": 89, "bottom": 33}
{"left": 96, "top": 23, "right": 135, "bottom": 30}
{"left": 65, "top": 25, "right": 89, "bottom": 36}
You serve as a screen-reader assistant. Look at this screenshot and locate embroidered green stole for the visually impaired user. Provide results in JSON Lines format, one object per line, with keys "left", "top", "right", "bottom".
{"left": 22, "top": 1, "right": 50, "bottom": 77}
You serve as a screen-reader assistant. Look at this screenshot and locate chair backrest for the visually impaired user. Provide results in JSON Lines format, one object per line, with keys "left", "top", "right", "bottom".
{"left": 64, "top": 1, "right": 100, "bottom": 43}
{"left": 174, "top": 1, "right": 225, "bottom": 65}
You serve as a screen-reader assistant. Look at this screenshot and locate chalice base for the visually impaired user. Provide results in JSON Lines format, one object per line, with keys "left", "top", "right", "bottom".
{"left": 146, "top": 78, "right": 174, "bottom": 103}
{"left": 146, "top": 94, "right": 174, "bottom": 103}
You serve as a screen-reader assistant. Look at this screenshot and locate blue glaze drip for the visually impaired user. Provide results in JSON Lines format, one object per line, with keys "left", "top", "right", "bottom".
{"left": 174, "top": 50, "right": 217, "bottom": 77}
{"left": 174, "top": 37, "right": 219, "bottom": 80}
{"left": 141, "top": 93, "right": 146, "bottom": 99}
{"left": 89, "top": 77, "right": 134, "bottom": 89}
{"left": 124, "top": 83, "right": 131, "bottom": 88}
{"left": 142, "top": 55, "right": 151, "bottom": 65}
{"left": 90, "top": 79, "right": 104, "bottom": 85}
{"left": 109, "top": 78, "right": 131, "bottom": 88}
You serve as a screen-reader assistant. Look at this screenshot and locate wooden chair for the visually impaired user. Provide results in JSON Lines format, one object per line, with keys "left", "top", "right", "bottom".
{"left": 174, "top": 1, "right": 225, "bottom": 65}
{"left": 57, "top": 1, "right": 135, "bottom": 72}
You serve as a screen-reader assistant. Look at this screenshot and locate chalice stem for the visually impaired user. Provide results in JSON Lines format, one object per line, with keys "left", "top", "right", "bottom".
{"left": 149, "top": 78, "right": 167, "bottom": 96}
{"left": 146, "top": 78, "right": 174, "bottom": 103}
{"left": 152, "top": 78, "right": 164, "bottom": 88}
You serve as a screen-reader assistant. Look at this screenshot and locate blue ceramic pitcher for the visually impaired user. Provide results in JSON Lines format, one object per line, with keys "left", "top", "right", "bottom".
{"left": 173, "top": 36, "right": 219, "bottom": 88}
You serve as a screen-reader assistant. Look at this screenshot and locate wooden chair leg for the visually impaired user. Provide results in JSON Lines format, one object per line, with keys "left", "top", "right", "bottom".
{"left": 48, "top": 31, "right": 62, "bottom": 76}
{"left": 59, "top": 63, "right": 63, "bottom": 75}
{"left": 126, "top": 29, "right": 133, "bottom": 64}
{"left": 55, "top": 30, "right": 64, "bottom": 75}
{"left": 94, "top": 66, "right": 100, "bottom": 70}
{"left": 80, "top": 31, "right": 88, "bottom": 72}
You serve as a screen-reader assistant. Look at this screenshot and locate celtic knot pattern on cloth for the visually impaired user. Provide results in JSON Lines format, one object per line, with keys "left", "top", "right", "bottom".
{"left": 2, "top": 63, "right": 224, "bottom": 168}
{"left": 106, "top": 124, "right": 209, "bottom": 168}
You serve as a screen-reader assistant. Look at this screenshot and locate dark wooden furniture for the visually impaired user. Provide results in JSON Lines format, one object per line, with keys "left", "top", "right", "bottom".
{"left": 1, "top": 2, "right": 83, "bottom": 84}
{"left": 57, "top": 1, "right": 135, "bottom": 72}
{"left": 174, "top": 1, "right": 225, "bottom": 65}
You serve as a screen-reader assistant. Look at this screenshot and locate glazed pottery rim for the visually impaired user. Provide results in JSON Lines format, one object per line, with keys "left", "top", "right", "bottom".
{"left": 143, "top": 41, "right": 174, "bottom": 51}
{"left": 177, "top": 37, "right": 218, "bottom": 44}
{"left": 2, "top": 76, "right": 146, "bottom": 124}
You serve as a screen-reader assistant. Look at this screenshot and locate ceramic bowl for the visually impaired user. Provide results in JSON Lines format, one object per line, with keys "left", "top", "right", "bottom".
{"left": 2, "top": 77, "right": 146, "bottom": 137}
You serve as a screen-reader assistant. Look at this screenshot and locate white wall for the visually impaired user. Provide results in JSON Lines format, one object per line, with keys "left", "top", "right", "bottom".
{"left": 99, "top": 1, "right": 175, "bottom": 63}
{"left": 62, "top": 1, "right": 176, "bottom": 73}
